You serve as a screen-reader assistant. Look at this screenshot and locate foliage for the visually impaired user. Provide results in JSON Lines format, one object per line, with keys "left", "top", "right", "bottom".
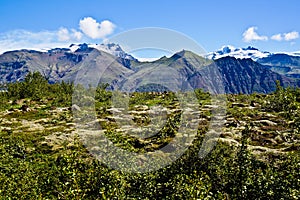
{"left": 2, "top": 71, "right": 73, "bottom": 106}
{"left": 264, "top": 80, "right": 298, "bottom": 119}
{"left": 0, "top": 75, "right": 299, "bottom": 199}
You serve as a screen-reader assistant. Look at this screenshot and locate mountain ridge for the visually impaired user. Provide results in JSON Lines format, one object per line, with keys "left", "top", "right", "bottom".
{"left": 0, "top": 44, "right": 299, "bottom": 94}
{"left": 206, "top": 45, "right": 300, "bottom": 61}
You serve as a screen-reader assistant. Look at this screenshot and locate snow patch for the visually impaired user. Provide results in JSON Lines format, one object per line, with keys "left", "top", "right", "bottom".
{"left": 206, "top": 45, "right": 271, "bottom": 60}
{"left": 67, "top": 43, "right": 137, "bottom": 60}
{"left": 136, "top": 57, "right": 161, "bottom": 62}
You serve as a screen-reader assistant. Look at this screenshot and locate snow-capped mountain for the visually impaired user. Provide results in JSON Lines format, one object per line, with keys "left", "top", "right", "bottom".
{"left": 206, "top": 45, "right": 272, "bottom": 60}
{"left": 69, "top": 43, "right": 137, "bottom": 61}
{"left": 0, "top": 44, "right": 299, "bottom": 93}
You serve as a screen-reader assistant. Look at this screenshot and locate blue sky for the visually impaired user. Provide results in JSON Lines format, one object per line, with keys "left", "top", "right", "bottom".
{"left": 0, "top": 0, "right": 300, "bottom": 57}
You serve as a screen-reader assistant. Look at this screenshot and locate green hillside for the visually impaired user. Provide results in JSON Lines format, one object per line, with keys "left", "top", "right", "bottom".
{"left": 0, "top": 72, "right": 299, "bottom": 199}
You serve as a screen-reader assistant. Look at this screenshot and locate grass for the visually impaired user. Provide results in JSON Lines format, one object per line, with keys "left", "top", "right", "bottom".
{"left": 0, "top": 73, "right": 299, "bottom": 199}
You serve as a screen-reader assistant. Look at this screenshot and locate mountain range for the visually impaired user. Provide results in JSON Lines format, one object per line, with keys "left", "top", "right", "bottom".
{"left": 0, "top": 43, "right": 299, "bottom": 94}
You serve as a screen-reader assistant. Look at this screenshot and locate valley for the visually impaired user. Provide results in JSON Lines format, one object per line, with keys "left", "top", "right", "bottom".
{"left": 0, "top": 73, "right": 299, "bottom": 199}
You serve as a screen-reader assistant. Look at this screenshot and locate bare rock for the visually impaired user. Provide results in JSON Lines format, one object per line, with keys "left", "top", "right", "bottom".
{"left": 72, "top": 104, "right": 81, "bottom": 112}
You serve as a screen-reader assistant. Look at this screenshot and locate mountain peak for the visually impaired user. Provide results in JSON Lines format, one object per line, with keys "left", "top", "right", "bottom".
{"left": 242, "top": 46, "right": 259, "bottom": 51}
{"left": 172, "top": 49, "right": 204, "bottom": 59}
{"left": 206, "top": 45, "right": 271, "bottom": 61}
{"left": 68, "top": 43, "right": 137, "bottom": 61}
{"left": 174, "top": 49, "right": 191, "bottom": 56}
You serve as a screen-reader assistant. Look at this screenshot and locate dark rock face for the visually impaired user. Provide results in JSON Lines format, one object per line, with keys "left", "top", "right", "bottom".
{"left": 215, "top": 57, "right": 296, "bottom": 94}
{"left": 188, "top": 57, "right": 298, "bottom": 94}
{"left": 257, "top": 54, "right": 300, "bottom": 78}
{"left": 0, "top": 61, "right": 29, "bottom": 83}
{"left": 0, "top": 48, "right": 298, "bottom": 94}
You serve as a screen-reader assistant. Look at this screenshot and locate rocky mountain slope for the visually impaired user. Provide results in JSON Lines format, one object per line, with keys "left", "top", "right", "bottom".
{"left": 207, "top": 45, "right": 300, "bottom": 79}
{"left": 0, "top": 44, "right": 299, "bottom": 94}
{"left": 257, "top": 53, "right": 300, "bottom": 78}
{"left": 0, "top": 43, "right": 137, "bottom": 84}
{"left": 130, "top": 51, "right": 298, "bottom": 94}
{"left": 211, "top": 57, "right": 297, "bottom": 93}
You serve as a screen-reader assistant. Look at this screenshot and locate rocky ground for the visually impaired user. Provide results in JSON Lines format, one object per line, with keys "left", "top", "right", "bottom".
{"left": 1, "top": 92, "right": 299, "bottom": 159}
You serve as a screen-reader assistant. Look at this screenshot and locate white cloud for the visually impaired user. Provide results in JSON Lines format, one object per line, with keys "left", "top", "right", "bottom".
{"left": 0, "top": 16, "right": 116, "bottom": 54}
{"left": 58, "top": 27, "right": 71, "bottom": 41}
{"left": 58, "top": 27, "right": 83, "bottom": 42}
{"left": 0, "top": 28, "right": 84, "bottom": 54}
{"left": 243, "top": 27, "right": 268, "bottom": 42}
{"left": 284, "top": 31, "right": 299, "bottom": 41}
{"left": 244, "top": 27, "right": 299, "bottom": 43}
{"left": 72, "top": 29, "right": 83, "bottom": 40}
{"left": 271, "top": 34, "right": 283, "bottom": 41}
{"left": 79, "top": 17, "right": 116, "bottom": 39}
{"left": 271, "top": 31, "right": 299, "bottom": 42}
{"left": 0, "top": 16, "right": 117, "bottom": 54}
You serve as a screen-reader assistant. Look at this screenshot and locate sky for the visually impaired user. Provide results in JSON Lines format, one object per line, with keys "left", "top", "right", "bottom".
{"left": 0, "top": 0, "right": 300, "bottom": 58}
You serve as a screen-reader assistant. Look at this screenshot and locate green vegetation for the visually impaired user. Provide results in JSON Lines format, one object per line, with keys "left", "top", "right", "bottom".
{"left": 0, "top": 72, "right": 299, "bottom": 199}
